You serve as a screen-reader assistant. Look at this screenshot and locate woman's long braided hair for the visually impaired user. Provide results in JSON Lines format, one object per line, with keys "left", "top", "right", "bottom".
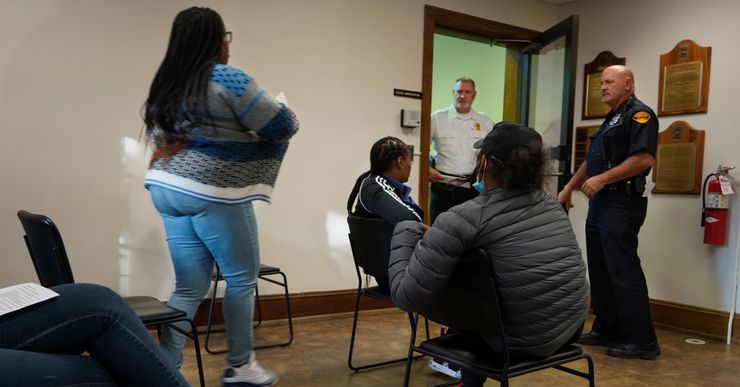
{"left": 143, "top": 7, "right": 225, "bottom": 161}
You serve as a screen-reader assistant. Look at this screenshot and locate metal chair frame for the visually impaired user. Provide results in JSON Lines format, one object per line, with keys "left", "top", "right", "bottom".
{"left": 203, "top": 263, "right": 294, "bottom": 354}
{"left": 402, "top": 249, "right": 594, "bottom": 387}
{"left": 346, "top": 215, "right": 430, "bottom": 372}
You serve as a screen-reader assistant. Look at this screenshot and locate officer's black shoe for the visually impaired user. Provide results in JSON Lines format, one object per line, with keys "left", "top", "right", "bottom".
{"left": 577, "top": 331, "right": 616, "bottom": 347}
{"left": 606, "top": 341, "right": 661, "bottom": 360}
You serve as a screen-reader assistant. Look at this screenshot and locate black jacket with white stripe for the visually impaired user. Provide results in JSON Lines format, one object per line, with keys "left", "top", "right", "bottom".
{"left": 353, "top": 174, "right": 423, "bottom": 224}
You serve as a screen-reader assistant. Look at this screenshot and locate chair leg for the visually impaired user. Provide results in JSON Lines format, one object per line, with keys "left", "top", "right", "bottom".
{"left": 202, "top": 269, "right": 294, "bottom": 352}
{"left": 170, "top": 320, "right": 206, "bottom": 387}
{"left": 587, "top": 355, "right": 595, "bottom": 387}
{"left": 254, "top": 271, "right": 294, "bottom": 349}
{"left": 254, "top": 285, "right": 263, "bottom": 328}
{"left": 402, "top": 313, "right": 419, "bottom": 387}
{"left": 425, "top": 316, "right": 430, "bottom": 340}
{"left": 347, "top": 286, "right": 363, "bottom": 371}
{"left": 553, "top": 354, "right": 596, "bottom": 385}
{"left": 348, "top": 291, "right": 425, "bottom": 373}
{"left": 204, "top": 266, "right": 227, "bottom": 355}
{"left": 188, "top": 319, "right": 206, "bottom": 387}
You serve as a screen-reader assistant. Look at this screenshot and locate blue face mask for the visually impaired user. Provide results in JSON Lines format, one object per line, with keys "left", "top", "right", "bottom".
{"left": 472, "top": 158, "right": 487, "bottom": 193}
{"left": 472, "top": 179, "right": 486, "bottom": 193}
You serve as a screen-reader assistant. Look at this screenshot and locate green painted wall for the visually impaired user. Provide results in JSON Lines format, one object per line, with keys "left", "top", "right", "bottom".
{"left": 432, "top": 34, "right": 507, "bottom": 121}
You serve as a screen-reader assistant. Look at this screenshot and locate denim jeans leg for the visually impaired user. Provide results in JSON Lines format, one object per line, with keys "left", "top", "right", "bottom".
{"left": 190, "top": 201, "right": 259, "bottom": 367}
{"left": 150, "top": 186, "right": 258, "bottom": 367}
{"left": 0, "top": 283, "right": 188, "bottom": 387}
{"left": 149, "top": 187, "right": 215, "bottom": 369}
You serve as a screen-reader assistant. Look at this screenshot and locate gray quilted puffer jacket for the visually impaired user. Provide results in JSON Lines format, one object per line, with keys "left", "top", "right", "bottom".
{"left": 389, "top": 187, "right": 589, "bottom": 357}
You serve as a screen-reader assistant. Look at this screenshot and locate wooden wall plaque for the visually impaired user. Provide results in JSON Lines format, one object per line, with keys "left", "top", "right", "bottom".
{"left": 573, "top": 125, "right": 600, "bottom": 172}
{"left": 582, "top": 51, "right": 625, "bottom": 120}
{"left": 651, "top": 121, "right": 705, "bottom": 194}
{"left": 657, "top": 40, "right": 711, "bottom": 116}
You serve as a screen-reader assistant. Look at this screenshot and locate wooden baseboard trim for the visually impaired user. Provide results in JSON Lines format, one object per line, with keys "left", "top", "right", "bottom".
{"left": 195, "top": 290, "right": 740, "bottom": 340}
{"left": 193, "top": 288, "right": 392, "bottom": 327}
{"left": 650, "top": 298, "right": 740, "bottom": 340}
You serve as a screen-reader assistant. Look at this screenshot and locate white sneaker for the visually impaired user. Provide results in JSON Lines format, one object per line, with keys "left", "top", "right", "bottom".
{"left": 428, "top": 358, "right": 461, "bottom": 379}
{"left": 223, "top": 352, "right": 278, "bottom": 387}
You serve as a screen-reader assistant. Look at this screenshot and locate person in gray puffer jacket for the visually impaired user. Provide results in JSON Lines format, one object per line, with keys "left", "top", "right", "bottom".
{"left": 389, "top": 122, "right": 589, "bottom": 387}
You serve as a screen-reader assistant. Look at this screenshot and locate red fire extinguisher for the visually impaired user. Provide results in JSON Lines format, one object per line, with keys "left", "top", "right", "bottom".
{"left": 702, "top": 166, "right": 734, "bottom": 245}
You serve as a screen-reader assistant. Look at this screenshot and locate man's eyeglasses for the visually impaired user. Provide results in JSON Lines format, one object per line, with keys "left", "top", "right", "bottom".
{"left": 224, "top": 31, "right": 232, "bottom": 43}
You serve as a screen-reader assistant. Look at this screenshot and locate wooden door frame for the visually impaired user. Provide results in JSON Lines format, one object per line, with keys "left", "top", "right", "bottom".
{"left": 419, "top": 5, "right": 541, "bottom": 220}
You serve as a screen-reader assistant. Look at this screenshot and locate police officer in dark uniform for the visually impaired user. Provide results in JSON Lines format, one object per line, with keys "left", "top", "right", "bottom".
{"left": 558, "top": 65, "right": 660, "bottom": 359}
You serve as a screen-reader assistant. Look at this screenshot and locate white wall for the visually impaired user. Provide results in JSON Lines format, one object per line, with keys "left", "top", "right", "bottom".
{"left": 0, "top": 0, "right": 560, "bottom": 298}
{"left": 558, "top": 0, "right": 740, "bottom": 312}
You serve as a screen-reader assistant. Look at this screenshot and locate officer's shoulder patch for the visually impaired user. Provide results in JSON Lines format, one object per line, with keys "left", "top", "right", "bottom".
{"left": 632, "top": 111, "right": 651, "bottom": 124}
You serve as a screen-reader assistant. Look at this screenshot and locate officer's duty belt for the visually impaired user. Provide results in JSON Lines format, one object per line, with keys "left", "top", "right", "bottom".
{"left": 605, "top": 176, "right": 645, "bottom": 195}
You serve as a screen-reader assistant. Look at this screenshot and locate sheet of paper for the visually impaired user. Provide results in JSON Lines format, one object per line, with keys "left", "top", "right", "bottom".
{"left": 644, "top": 179, "right": 656, "bottom": 197}
{"left": 0, "top": 282, "right": 59, "bottom": 317}
{"left": 275, "top": 91, "right": 288, "bottom": 107}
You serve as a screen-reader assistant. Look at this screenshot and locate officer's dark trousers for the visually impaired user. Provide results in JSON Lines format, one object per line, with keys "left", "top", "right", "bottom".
{"left": 429, "top": 182, "right": 478, "bottom": 224}
{"left": 585, "top": 190, "right": 657, "bottom": 344}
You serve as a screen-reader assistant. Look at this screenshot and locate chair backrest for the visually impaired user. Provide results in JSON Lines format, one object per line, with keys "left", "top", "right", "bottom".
{"left": 346, "top": 215, "right": 395, "bottom": 279}
{"left": 419, "top": 249, "right": 503, "bottom": 334}
{"left": 17, "top": 210, "right": 75, "bottom": 286}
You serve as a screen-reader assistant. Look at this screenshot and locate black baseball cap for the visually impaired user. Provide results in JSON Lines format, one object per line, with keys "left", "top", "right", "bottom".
{"left": 473, "top": 122, "right": 542, "bottom": 165}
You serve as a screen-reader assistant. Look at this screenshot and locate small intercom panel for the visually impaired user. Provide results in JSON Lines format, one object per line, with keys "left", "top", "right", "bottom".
{"left": 401, "top": 109, "right": 421, "bottom": 128}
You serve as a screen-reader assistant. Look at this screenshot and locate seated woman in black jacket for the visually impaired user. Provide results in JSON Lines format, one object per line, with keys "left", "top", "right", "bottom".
{"left": 346, "top": 136, "right": 424, "bottom": 291}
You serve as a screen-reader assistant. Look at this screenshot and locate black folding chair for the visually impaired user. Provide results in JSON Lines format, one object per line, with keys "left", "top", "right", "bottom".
{"left": 203, "top": 262, "right": 294, "bottom": 353}
{"left": 346, "top": 215, "right": 429, "bottom": 372}
{"left": 17, "top": 210, "right": 205, "bottom": 387}
{"left": 403, "top": 249, "right": 594, "bottom": 387}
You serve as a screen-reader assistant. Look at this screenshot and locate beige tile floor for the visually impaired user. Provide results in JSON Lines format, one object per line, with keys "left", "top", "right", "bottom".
{"left": 179, "top": 309, "right": 740, "bottom": 386}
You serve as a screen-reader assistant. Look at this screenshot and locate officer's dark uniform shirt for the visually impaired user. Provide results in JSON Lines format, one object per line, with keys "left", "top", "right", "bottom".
{"left": 586, "top": 95, "right": 659, "bottom": 180}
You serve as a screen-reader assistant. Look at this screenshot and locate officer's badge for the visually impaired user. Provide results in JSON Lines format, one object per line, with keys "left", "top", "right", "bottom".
{"left": 609, "top": 114, "right": 621, "bottom": 126}
{"left": 632, "top": 111, "right": 651, "bottom": 124}
{"left": 474, "top": 123, "right": 481, "bottom": 131}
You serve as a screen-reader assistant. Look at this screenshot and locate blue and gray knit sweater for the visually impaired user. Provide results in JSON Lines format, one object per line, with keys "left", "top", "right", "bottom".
{"left": 144, "top": 64, "right": 299, "bottom": 204}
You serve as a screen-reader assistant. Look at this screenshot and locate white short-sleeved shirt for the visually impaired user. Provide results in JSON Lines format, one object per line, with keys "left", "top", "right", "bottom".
{"left": 431, "top": 105, "right": 494, "bottom": 181}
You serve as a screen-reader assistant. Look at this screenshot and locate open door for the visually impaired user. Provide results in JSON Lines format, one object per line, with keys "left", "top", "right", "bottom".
{"left": 420, "top": 7, "right": 579, "bottom": 218}
{"left": 521, "top": 16, "right": 579, "bottom": 198}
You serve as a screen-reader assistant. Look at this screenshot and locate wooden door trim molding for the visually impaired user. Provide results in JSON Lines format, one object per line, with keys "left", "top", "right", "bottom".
{"left": 419, "top": 5, "right": 541, "bottom": 218}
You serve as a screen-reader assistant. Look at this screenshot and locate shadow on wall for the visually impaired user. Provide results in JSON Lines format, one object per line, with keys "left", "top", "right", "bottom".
{"left": 0, "top": 1, "right": 175, "bottom": 292}
{"left": 253, "top": 206, "right": 356, "bottom": 295}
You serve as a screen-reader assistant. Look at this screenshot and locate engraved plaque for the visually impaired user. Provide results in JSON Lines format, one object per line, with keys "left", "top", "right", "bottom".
{"left": 573, "top": 125, "right": 600, "bottom": 172}
{"left": 654, "top": 143, "right": 696, "bottom": 191}
{"left": 585, "top": 73, "right": 610, "bottom": 117}
{"left": 657, "top": 40, "right": 711, "bottom": 116}
{"left": 662, "top": 61, "right": 702, "bottom": 113}
{"left": 651, "top": 121, "right": 705, "bottom": 194}
{"left": 582, "top": 51, "right": 625, "bottom": 119}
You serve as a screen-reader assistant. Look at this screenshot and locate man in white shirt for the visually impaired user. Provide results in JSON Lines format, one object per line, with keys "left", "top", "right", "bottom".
{"left": 429, "top": 77, "right": 494, "bottom": 222}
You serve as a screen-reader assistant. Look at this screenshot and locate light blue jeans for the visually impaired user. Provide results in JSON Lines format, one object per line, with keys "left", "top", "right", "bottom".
{"left": 149, "top": 186, "right": 259, "bottom": 368}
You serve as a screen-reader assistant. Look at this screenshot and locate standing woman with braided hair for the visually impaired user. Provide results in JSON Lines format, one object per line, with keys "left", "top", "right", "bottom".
{"left": 143, "top": 7, "right": 298, "bottom": 387}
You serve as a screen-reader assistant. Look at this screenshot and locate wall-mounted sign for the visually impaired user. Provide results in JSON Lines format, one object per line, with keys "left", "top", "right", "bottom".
{"left": 658, "top": 40, "right": 711, "bottom": 116}
{"left": 573, "top": 125, "right": 600, "bottom": 172}
{"left": 393, "top": 88, "right": 422, "bottom": 99}
{"left": 582, "top": 51, "right": 625, "bottom": 120}
{"left": 652, "top": 120, "right": 705, "bottom": 194}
